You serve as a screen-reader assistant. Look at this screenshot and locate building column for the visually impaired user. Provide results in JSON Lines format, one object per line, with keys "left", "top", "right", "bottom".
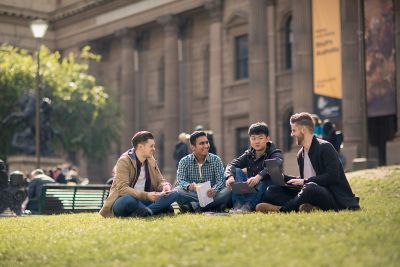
{"left": 116, "top": 29, "right": 136, "bottom": 151}
{"left": 266, "top": 0, "right": 277, "bottom": 141}
{"left": 158, "top": 15, "right": 179, "bottom": 180}
{"left": 292, "top": 0, "right": 313, "bottom": 113}
{"left": 205, "top": 0, "right": 223, "bottom": 154}
{"left": 386, "top": 0, "right": 400, "bottom": 165}
{"left": 133, "top": 32, "right": 143, "bottom": 132}
{"left": 249, "top": 0, "right": 269, "bottom": 123}
{"left": 284, "top": 0, "right": 314, "bottom": 176}
{"left": 340, "top": 0, "right": 368, "bottom": 169}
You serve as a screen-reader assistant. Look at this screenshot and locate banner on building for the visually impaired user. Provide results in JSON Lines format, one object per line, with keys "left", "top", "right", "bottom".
{"left": 364, "top": 0, "right": 396, "bottom": 118}
{"left": 312, "top": 0, "right": 342, "bottom": 120}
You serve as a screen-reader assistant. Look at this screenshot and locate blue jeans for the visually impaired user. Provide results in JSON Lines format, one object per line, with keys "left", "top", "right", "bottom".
{"left": 112, "top": 190, "right": 179, "bottom": 217}
{"left": 177, "top": 187, "right": 231, "bottom": 211}
{"left": 232, "top": 168, "right": 271, "bottom": 210}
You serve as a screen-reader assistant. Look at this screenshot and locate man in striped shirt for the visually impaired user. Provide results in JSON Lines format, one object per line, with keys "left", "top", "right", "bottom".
{"left": 175, "top": 131, "right": 231, "bottom": 212}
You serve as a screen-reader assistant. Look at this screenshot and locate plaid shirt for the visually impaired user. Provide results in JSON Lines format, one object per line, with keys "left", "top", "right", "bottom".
{"left": 175, "top": 153, "right": 225, "bottom": 192}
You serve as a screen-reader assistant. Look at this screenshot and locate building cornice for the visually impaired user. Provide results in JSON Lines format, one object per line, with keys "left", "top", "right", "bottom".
{"left": 0, "top": 3, "right": 49, "bottom": 20}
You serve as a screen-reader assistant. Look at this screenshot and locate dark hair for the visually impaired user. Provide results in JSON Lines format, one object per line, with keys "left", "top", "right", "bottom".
{"left": 189, "top": 131, "right": 207, "bottom": 145}
{"left": 322, "top": 120, "right": 334, "bottom": 135}
{"left": 248, "top": 122, "right": 269, "bottom": 136}
{"left": 0, "top": 159, "right": 5, "bottom": 172}
{"left": 131, "top": 131, "right": 154, "bottom": 148}
{"left": 290, "top": 112, "right": 314, "bottom": 132}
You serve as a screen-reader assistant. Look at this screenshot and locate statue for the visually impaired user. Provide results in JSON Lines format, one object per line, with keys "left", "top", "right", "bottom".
{"left": 2, "top": 90, "right": 62, "bottom": 155}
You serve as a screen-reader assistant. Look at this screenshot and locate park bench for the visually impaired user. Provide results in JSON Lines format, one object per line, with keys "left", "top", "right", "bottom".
{"left": 38, "top": 184, "right": 110, "bottom": 214}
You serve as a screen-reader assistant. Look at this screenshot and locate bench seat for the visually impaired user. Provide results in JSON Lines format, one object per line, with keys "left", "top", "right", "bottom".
{"left": 38, "top": 184, "right": 110, "bottom": 214}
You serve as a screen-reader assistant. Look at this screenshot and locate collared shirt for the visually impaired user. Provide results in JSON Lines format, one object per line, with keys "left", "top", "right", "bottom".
{"left": 303, "top": 148, "right": 316, "bottom": 180}
{"left": 175, "top": 153, "right": 225, "bottom": 192}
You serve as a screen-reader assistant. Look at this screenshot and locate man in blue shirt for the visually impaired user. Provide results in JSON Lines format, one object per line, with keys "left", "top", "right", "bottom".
{"left": 175, "top": 131, "right": 230, "bottom": 212}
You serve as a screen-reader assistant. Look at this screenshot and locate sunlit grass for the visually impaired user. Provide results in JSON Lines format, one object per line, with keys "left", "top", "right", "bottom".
{"left": 0, "top": 166, "right": 399, "bottom": 267}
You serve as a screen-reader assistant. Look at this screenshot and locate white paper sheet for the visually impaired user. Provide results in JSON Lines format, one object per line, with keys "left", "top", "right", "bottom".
{"left": 195, "top": 181, "right": 214, "bottom": 207}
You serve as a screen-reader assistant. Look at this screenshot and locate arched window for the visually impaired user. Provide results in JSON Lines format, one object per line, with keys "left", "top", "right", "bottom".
{"left": 285, "top": 16, "right": 293, "bottom": 70}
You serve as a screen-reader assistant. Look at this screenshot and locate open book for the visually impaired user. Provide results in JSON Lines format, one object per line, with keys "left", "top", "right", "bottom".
{"left": 196, "top": 181, "right": 214, "bottom": 207}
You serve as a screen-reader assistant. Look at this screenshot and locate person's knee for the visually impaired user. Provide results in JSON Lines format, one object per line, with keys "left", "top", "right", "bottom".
{"left": 113, "top": 195, "right": 138, "bottom": 215}
{"left": 216, "top": 188, "right": 232, "bottom": 201}
{"left": 167, "top": 190, "right": 180, "bottom": 202}
{"left": 302, "top": 182, "right": 319, "bottom": 194}
{"left": 234, "top": 168, "right": 247, "bottom": 181}
{"left": 263, "top": 185, "right": 281, "bottom": 202}
{"left": 176, "top": 189, "right": 193, "bottom": 204}
{"left": 121, "top": 195, "right": 139, "bottom": 209}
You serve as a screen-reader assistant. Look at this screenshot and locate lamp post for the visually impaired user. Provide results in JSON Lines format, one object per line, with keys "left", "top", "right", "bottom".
{"left": 30, "top": 19, "right": 48, "bottom": 168}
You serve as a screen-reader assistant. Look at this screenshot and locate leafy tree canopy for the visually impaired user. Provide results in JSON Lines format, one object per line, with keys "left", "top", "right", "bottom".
{"left": 0, "top": 44, "right": 120, "bottom": 161}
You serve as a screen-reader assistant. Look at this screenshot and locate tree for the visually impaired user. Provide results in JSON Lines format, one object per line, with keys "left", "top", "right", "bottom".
{"left": 0, "top": 44, "right": 120, "bottom": 162}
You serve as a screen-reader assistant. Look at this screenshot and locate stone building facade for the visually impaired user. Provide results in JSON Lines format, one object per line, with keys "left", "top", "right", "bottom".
{"left": 1, "top": 0, "right": 399, "bottom": 182}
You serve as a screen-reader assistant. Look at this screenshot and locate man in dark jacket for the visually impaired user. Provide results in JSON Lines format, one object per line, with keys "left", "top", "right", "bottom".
{"left": 173, "top": 132, "right": 189, "bottom": 168}
{"left": 225, "top": 122, "right": 283, "bottom": 213}
{"left": 256, "top": 112, "right": 360, "bottom": 213}
{"left": 27, "top": 169, "right": 55, "bottom": 212}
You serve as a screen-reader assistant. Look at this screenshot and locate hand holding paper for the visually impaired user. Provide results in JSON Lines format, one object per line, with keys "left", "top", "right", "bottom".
{"left": 196, "top": 181, "right": 214, "bottom": 207}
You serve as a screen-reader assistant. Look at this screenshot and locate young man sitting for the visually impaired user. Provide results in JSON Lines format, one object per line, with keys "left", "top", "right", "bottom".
{"left": 225, "top": 122, "right": 283, "bottom": 213}
{"left": 256, "top": 112, "right": 360, "bottom": 213}
{"left": 100, "top": 131, "right": 178, "bottom": 218}
{"left": 175, "top": 131, "right": 230, "bottom": 212}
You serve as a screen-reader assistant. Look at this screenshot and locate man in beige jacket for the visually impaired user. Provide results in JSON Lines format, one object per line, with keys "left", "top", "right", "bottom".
{"left": 100, "top": 131, "right": 178, "bottom": 217}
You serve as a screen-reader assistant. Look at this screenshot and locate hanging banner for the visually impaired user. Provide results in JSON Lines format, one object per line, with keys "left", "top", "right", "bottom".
{"left": 312, "top": 0, "right": 342, "bottom": 120}
{"left": 364, "top": 0, "right": 396, "bottom": 118}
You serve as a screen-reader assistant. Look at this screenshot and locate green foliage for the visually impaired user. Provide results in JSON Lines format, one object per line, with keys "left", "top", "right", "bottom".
{"left": 0, "top": 166, "right": 399, "bottom": 267}
{"left": 0, "top": 44, "right": 119, "bottom": 160}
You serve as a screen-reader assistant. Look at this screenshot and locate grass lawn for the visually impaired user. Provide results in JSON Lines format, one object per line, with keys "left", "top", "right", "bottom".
{"left": 1, "top": 166, "right": 400, "bottom": 267}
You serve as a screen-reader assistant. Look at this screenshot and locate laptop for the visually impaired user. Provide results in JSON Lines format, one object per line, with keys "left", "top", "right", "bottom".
{"left": 232, "top": 182, "right": 258, "bottom": 194}
{"left": 264, "top": 159, "right": 302, "bottom": 190}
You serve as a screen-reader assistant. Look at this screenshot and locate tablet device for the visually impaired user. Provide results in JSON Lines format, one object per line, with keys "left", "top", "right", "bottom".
{"left": 265, "top": 159, "right": 302, "bottom": 189}
{"left": 232, "top": 182, "right": 257, "bottom": 194}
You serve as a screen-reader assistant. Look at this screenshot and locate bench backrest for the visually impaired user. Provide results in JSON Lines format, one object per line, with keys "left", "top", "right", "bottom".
{"left": 38, "top": 184, "right": 110, "bottom": 214}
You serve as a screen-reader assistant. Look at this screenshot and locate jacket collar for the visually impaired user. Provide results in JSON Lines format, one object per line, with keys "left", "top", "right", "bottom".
{"left": 124, "top": 148, "right": 155, "bottom": 167}
{"left": 303, "top": 136, "right": 320, "bottom": 156}
{"left": 190, "top": 153, "right": 211, "bottom": 164}
{"left": 248, "top": 141, "right": 275, "bottom": 160}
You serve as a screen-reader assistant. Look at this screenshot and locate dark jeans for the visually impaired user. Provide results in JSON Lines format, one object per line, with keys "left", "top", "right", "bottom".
{"left": 232, "top": 168, "right": 271, "bottom": 210}
{"left": 263, "top": 182, "right": 338, "bottom": 212}
{"left": 112, "top": 190, "right": 179, "bottom": 217}
{"left": 177, "top": 187, "right": 231, "bottom": 212}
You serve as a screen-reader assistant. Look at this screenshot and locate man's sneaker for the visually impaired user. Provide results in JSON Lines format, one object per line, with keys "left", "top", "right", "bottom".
{"left": 229, "top": 204, "right": 251, "bottom": 214}
{"left": 135, "top": 207, "right": 152, "bottom": 217}
{"left": 179, "top": 204, "right": 192, "bottom": 213}
{"left": 255, "top": 203, "right": 281, "bottom": 213}
{"left": 165, "top": 205, "right": 175, "bottom": 215}
{"left": 299, "top": 203, "right": 320, "bottom": 213}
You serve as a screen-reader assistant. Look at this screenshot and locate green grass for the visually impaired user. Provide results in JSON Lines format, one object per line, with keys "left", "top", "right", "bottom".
{"left": 1, "top": 166, "right": 400, "bottom": 267}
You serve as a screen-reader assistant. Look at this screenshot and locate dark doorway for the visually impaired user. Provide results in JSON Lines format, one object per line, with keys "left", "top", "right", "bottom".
{"left": 236, "top": 127, "right": 249, "bottom": 157}
{"left": 368, "top": 115, "right": 397, "bottom": 165}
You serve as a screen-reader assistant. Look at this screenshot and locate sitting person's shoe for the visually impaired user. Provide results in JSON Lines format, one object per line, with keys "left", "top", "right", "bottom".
{"left": 179, "top": 204, "right": 193, "bottom": 213}
{"left": 190, "top": 202, "right": 202, "bottom": 213}
{"left": 228, "top": 204, "right": 242, "bottom": 214}
{"left": 255, "top": 203, "right": 281, "bottom": 213}
{"left": 135, "top": 207, "right": 152, "bottom": 217}
{"left": 165, "top": 205, "right": 175, "bottom": 215}
{"left": 299, "top": 203, "right": 320, "bottom": 213}
{"left": 240, "top": 203, "right": 252, "bottom": 213}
